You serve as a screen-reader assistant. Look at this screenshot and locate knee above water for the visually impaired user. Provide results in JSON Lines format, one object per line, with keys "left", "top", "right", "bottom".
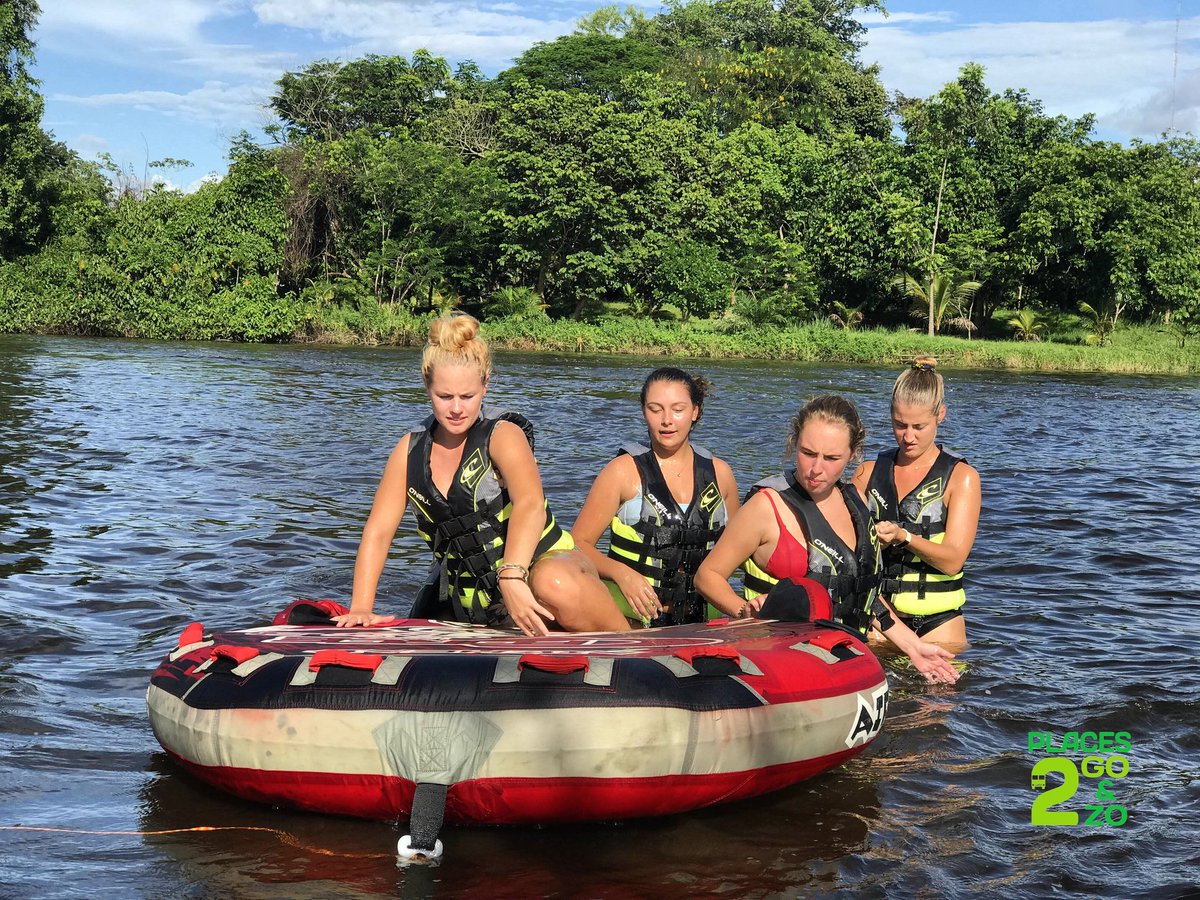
{"left": 531, "top": 559, "right": 581, "bottom": 600}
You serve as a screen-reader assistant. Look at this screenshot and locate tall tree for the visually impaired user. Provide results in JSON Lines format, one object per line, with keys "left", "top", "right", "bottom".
{"left": 269, "top": 52, "right": 453, "bottom": 143}
{"left": 500, "top": 34, "right": 668, "bottom": 102}
{"left": 641, "top": 0, "right": 889, "bottom": 136}
{"left": 1010, "top": 137, "right": 1200, "bottom": 323}
{"left": 488, "top": 81, "right": 721, "bottom": 318}
{"left": 897, "top": 64, "right": 994, "bottom": 334}
{"left": 1, "top": 0, "right": 71, "bottom": 259}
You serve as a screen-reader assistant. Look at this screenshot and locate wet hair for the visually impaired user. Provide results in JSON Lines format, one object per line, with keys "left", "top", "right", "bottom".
{"left": 640, "top": 367, "right": 712, "bottom": 425}
{"left": 785, "top": 395, "right": 867, "bottom": 462}
{"left": 891, "top": 356, "right": 944, "bottom": 414}
{"left": 421, "top": 312, "right": 492, "bottom": 386}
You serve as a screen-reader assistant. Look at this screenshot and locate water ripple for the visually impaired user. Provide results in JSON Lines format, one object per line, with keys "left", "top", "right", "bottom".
{"left": 1, "top": 335, "right": 1197, "bottom": 896}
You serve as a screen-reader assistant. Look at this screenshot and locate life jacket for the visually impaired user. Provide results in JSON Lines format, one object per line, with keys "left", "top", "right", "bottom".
{"left": 606, "top": 442, "right": 727, "bottom": 625}
{"left": 405, "top": 411, "right": 564, "bottom": 625}
{"left": 740, "top": 472, "right": 879, "bottom": 634}
{"left": 865, "top": 446, "right": 967, "bottom": 616}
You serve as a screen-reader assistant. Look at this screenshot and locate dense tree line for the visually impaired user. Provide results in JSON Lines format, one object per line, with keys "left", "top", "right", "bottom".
{"left": 2, "top": 0, "right": 1198, "bottom": 344}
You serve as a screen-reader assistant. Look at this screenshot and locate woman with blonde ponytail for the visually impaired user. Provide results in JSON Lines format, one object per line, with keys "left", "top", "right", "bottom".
{"left": 336, "top": 313, "right": 629, "bottom": 636}
{"left": 852, "top": 357, "right": 980, "bottom": 648}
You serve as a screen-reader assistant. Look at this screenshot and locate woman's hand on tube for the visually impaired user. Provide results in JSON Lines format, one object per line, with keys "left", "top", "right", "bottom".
{"left": 498, "top": 577, "right": 554, "bottom": 637}
{"left": 332, "top": 610, "right": 393, "bottom": 628}
{"left": 616, "top": 568, "right": 660, "bottom": 620}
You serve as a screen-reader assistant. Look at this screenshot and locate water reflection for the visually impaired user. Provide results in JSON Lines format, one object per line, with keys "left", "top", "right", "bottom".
{"left": 137, "top": 752, "right": 884, "bottom": 898}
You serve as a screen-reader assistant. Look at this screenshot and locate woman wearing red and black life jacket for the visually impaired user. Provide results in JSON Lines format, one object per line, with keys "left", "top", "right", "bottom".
{"left": 572, "top": 368, "right": 740, "bottom": 626}
{"left": 694, "top": 395, "right": 959, "bottom": 684}
{"left": 334, "top": 313, "right": 629, "bottom": 637}
{"left": 852, "top": 357, "right": 979, "bottom": 649}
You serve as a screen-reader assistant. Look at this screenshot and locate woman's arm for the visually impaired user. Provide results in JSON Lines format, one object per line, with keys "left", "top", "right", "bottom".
{"left": 489, "top": 420, "right": 556, "bottom": 635}
{"left": 877, "top": 462, "right": 980, "bottom": 575}
{"left": 571, "top": 455, "right": 659, "bottom": 620}
{"left": 335, "top": 434, "right": 412, "bottom": 627}
{"left": 713, "top": 457, "right": 740, "bottom": 517}
{"left": 871, "top": 596, "right": 959, "bottom": 683}
{"left": 695, "top": 491, "right": 775, "bottom": 618}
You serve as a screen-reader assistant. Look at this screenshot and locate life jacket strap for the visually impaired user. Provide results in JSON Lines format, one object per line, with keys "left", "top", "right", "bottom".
{"left": 742, "top": 568, "right": 777, "bottom": 597}
{"left": 806, "top": 571, "right": 877, "bottom": 634}
{"left": 880, "top": 569, "right": 963, "bottom": 597}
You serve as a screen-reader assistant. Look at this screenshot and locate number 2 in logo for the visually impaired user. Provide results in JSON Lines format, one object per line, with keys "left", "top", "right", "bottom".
{"left": 1031, "top": 758, "right": 1079, "bottom": 825}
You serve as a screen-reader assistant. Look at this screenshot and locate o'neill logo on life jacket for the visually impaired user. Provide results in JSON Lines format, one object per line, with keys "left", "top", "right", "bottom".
{"left": 869, "top": 487, "right": 887, "bottom": 511}
{"left": 407, "top": 488, "right": 430, "bottom": 517}
{"left": 812, "top": 538, "right": 845, "bottom": 566}
{"left": 645, "top": 491, "right": 673, "bottom": 521}
{"left": 916, "top": 478, "right": 943, "bottom": 505}
{"left": 845, "top": 682, "right": 888, "bottom": 748}
{"left": 698, "top": 483, "right": 722, "bottom": 513}
{"left": 459, "top": 449, "right": 488, "bottom": 490}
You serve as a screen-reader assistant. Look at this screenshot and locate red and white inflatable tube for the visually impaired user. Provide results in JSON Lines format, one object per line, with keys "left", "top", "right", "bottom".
{"left": 147, "top": 600, "right": 889, "bottom": 826}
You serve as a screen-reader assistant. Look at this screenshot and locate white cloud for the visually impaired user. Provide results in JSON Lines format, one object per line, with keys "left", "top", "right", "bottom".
{"left": 858, "top": 10, "right": 956, "bottom": 25}
{"left": 39, "top": 0, "right": 1200, "bottom": 180}
{"left": 69, "top": 133, "right": 110, "bottom": 155}
{"left": 187, "top": 172, "right": 225, "bottom": 192}
{"left": 1110, "top": 67, "right": 1200, "bottom": 136}
{"left": 132, "top": 171, "right": 219, "bottom": 194}
{"left": 37, "top": 0, "right": 296, "bottom": 82}
{"left": 250, "top": 0, "right": 573, "bottom": 69}
{"left": 37, "top": 0, "right": 238, "bottom": 44}
{"left": 52, "top": 81, "right": 269, "bottom": 129}
{"left": 861, "top": 14, "right": 1200, "bottom": 139}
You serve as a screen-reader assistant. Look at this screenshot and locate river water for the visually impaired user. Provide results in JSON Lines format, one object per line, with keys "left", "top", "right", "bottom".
{"left": 1, "top": 335, "right": 1197, "bottom": 898}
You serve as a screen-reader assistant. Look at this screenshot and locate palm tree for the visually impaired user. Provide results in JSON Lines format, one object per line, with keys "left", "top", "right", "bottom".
{"left": 1007, "top": 308, "right": 1045, "bottom": 341}
{"left": 828, "top": 301, "right": 865, "bottom": 331}
{"left": 891, "top": 273, "right": 981, "bottom": 336}
{"left": 484, "top": 286, "right": 547, "bottom": 321}
{"left": 1079, "top": 297, "right": 1124, "bottom": 346}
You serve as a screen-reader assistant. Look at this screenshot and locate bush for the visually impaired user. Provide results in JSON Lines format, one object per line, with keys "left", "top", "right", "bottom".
{"left": 483, "top": 286, "right": 547, "bottom": 321}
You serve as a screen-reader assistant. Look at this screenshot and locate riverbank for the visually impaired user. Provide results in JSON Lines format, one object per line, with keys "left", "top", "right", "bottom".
{"left": 299, "top": 311, "right": 1200, "bottom": 375}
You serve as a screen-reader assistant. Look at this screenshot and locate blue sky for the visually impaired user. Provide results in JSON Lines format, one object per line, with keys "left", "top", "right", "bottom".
{"left": 29, "top": 1, "right": 1200, "bottom": 189}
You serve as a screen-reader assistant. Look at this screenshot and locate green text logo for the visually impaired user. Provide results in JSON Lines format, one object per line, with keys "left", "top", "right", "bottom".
{"left": 1028, "top": 730, "right": 1130, "bottom": 827}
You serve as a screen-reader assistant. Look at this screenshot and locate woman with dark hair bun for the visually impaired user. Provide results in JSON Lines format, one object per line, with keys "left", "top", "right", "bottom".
{"left": 695, "top": 394, "right": 959, "bottom": 684}
{"left": 334, "top": 312, "right": 629, "bottom": 637}
{"left": 572, "top": 367, "right": 739, "bottom": 626}
{"left": 852, "top": 357, "right": 979, "bottom": 648}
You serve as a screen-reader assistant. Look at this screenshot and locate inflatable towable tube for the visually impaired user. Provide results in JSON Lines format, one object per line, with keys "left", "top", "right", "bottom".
{"left": 147, "top": 599, "right": 889, "bottom": 844}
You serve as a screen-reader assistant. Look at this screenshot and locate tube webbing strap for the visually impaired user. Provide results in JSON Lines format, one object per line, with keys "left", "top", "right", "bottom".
{"left": 408, "top": 782, "right": 449, "bottom": 852}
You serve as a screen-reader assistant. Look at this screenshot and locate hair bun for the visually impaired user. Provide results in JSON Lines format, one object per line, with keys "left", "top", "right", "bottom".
{"left": 428, "top": 312, "right": 480, "bottom": 352}
{"left": 912, "top": 356, "right": 938, "bottom": 371}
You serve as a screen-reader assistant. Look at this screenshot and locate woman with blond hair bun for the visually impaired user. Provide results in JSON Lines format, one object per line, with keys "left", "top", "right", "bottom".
{"left": 335, "top": 313, "right": 629, "bottom": 636}
{"left": 852, "top": 357, "right": 980, "bottom": 648}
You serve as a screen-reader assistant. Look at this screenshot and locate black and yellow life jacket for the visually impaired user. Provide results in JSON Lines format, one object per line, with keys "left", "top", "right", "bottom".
{"left": 865, "top": 447, "right": 967, "bottom": 616}
{"left": 405, "top": 411, "right": 565, "bottom": 625}
{"left": 740, "top": 472, "right": 880, "bottom": 634}
{"left": 606, "top": 442, "right": 727, "bottom": 625}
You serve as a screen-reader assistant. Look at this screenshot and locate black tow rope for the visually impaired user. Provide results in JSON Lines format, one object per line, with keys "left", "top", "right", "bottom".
{"left": 397, "top": 782, "right": 448, "bottom": 864}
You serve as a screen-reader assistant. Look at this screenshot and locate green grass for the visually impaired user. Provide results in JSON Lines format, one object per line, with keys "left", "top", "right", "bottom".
{"left": 295, "top": 300, "right": 427, "bottom": 346}
{"left": 478, "top": 316, "right": 1200, "bottom": 374}
{"left": 12, "top": 286, "right": 1197, "bottom": 374}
